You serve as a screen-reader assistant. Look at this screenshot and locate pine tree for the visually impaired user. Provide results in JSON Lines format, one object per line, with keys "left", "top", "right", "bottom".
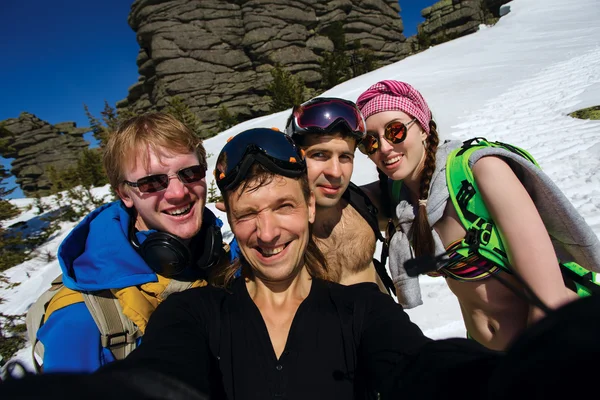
{"left": 349, "top": 40, "right": 378, "bottom": 78}
{"left": 165, "top": 96, "right": 205, "bottom": 139}
{"left": 75, "top": 148, "right": 108, "bottom": 189}
{"left": 84, "top": 103, "right": 109, "bottom": 147}
{"left": 0, "top": 165, "right": 18, "bottom": 221}
{"left": 83, "top": 101, "right": 136, "bottom": 148}
{"left": 207, "top": 180, "right": 223, "bottom": 203}
{"left": 0, "top": 165, "right": 28, "bottom": 272}
{"left": 319, "top": 21, "right": 351, "bottom": 89}
{"left": 216, "top": 105, "right": 238, "bottom": 132}
{"left": 0, "top": 312, "right": 27, "bottom": 361}
{"left": 267, "top": 65, "right": 307, "bottom": 113}
{"left": 0, "top": 122, "right": 16, "bottom": 157}
{"left": 100, "top": 100, "right": 120, "bottom": 133}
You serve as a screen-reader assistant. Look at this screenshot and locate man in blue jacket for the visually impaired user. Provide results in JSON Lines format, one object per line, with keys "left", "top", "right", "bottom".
{"left": 35, "top": 113, "right": 228, "bottom": 373}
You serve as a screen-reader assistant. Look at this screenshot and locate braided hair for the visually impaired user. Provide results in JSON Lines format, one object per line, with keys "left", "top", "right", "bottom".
{"left": 411, "top": 120, "right": 440, "bottom": 257}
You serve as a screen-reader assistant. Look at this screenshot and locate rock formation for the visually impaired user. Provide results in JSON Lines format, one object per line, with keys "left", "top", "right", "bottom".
{"left": 119, "top": 0, "right": 409, "bottom": 132}
{"left": 0, "top": 113, "right": 89, "bottom": 196}
{"left": 418, "top": 0, "right": 511, "bottom": 46}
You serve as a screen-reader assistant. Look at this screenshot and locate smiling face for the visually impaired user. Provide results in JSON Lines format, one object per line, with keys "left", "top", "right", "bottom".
{"left": 117, "top": 147, "right": 207, "bottom": 239}
{"left": 302, "top": 133, "right": 356, "bottom": 209}
{"left": 365, "top": 110, "right": 428, "bottom": 183}
{"left": 227, "top": 175, "right": 315, "bottom": 284}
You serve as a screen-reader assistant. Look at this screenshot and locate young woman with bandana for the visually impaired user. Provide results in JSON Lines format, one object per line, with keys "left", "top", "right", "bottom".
{"left": 357, "top": 80, "right": 600, "bottom": 350}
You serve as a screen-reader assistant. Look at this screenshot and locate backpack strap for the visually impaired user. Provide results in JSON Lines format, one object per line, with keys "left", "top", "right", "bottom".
{"left": 343, "top": 182, "right": 395, "bottom": 295}
{"left": 343, "top": 182, "right": 384, "bottom": 242}
{"left": 377, "top": 179, "right": 405, "bottom": 297}
{"left": 446, "top": 137, "right": 600, "bottom": 296}
{"left": 390, "top": 179, "right": 403, "bottom": 207}
{"left": 159, "top": 279, "right": 196, "bottom": 301}
{"left": 82, "top": 290, "right": 141, "bottom": 361}
{"left": 25, "top": 275, "right": 75, "bottom": 373}
{"left": 447, "top": 138, "right": 543, "bottom": 270}
{"left": 26, "top": 275, "right": 202, "bottom": 371}
{"left": 560, "top": 262, "right": 600, "bottom": 296}
{"left": 446, "top": 138, "right": 514, "bottom": 270}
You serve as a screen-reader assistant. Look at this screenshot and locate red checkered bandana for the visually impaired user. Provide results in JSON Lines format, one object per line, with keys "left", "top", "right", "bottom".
{"left": 356, "top": 80, "right": 432, "bottom": 135}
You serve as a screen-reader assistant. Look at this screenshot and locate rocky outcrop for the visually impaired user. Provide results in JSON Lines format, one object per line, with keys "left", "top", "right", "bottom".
{"left": 0, "top": 113, "right": 89, "bottom": 196}
{"left": 418, "top": 0, "right": 511, "bottom": 46}
{"left": 119, "top": 0, "right": 409, "bottom": 132}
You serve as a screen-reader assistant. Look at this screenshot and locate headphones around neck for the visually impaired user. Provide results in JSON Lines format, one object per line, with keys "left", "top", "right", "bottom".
{"left": 128, "top": 209, "right": 224, "bottom": 278}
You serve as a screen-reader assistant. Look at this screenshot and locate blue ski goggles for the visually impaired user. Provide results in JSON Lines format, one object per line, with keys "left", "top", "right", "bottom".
{"left": 285, "top": 97, "right": 367, "bottom": 142}
{"left": 214, "top": 128, "right": 306, "bottom": 192}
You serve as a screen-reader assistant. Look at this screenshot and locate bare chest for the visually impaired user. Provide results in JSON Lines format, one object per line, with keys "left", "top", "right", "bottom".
{"left": 314, "top": 205, "right": 376, "bottom": 281}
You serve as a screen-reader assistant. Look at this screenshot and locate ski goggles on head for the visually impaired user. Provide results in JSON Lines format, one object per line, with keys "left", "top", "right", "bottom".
{"left": 123, "top": 165, "right": 206, "bottom": 193}
{"left": 358, "top": 118, "right": 417, "bottom": 155}
{"left": 215, "top": 128, "right": 306, "bottom": 192}
{"left": 285, "top": 97, "right": 367, "bottom": 141}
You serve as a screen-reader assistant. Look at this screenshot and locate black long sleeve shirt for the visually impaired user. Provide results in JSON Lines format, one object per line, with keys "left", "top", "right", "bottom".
{"left": 109, "top": 278, "right": 500, "bottom": 399}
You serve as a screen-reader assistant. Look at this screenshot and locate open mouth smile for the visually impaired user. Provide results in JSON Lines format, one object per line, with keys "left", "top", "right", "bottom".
{"left": 256, "top": 243, "right": 289, "bottom": 258}
{"left": 163, "top": 203, "right": 193, "bottom": 217}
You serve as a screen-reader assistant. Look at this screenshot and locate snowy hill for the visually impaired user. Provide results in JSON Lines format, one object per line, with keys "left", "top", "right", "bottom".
{"left": 2, "top": 0, "right": 599, "bottom": 370}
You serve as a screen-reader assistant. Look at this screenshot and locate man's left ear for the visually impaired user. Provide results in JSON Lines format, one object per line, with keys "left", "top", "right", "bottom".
{"left": 308, "top": 191, "right": 316, "bottom": 223}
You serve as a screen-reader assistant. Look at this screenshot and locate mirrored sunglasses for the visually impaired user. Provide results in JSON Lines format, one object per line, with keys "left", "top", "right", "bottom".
{"left": 358, "top": 118, "right": 417, "bottom": 155}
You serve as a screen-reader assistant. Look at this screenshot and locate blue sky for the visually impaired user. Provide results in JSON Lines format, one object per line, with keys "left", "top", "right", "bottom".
{"left": 1, "top": 0, "right": 435, "bottom": 198}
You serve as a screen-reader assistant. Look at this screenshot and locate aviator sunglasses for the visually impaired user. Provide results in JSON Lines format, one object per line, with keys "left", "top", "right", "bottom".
{"left": 123, "top": 165, "right": 206, "bottom": 193}
{"left": 358, "top": 118, "right": 417, "bottom": 155}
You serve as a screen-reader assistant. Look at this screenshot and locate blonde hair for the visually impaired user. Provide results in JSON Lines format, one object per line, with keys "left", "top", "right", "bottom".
{"left": 103, "top": 112, "right": 207, "bottom": 190}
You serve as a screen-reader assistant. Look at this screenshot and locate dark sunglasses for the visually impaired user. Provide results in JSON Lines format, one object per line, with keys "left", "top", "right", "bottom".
{"left": 123, "top": 165, "right": 206, "bottom": 193}
{"left": 357, "top": 118, "right": 417, "bottom": 155}
{"left": 285, "top": 97, "right": 366, "bottom": 141}
{"left": 215, "top": 128, "right": 306, "bottom": 192}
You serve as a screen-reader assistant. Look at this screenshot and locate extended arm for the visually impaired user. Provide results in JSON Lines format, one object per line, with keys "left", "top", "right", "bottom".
{"left": 100, "top": 290, "right": 215, "bottom": 396}
{"left": 472, "top": 156, "right": 575, "bottom": 323}
{"left": 359, "top": 288, "right": 500, "bottom": 399}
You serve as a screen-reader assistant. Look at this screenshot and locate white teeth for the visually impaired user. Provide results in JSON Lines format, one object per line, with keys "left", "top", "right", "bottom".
{"left": 166, "top": 204, "right": 191, "bottom": 216}
{"left": 384, "top": 156, "right": 401, "bottom": 165}
{"left": 260, "top": 245, "right": 285, "bottom": 256}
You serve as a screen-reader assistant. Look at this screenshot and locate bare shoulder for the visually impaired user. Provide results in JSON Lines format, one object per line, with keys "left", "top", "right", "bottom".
{"left": 471, "top": 156, "right": 516, "bottom": 182}
{"left": 471, "top": 155, "right": 533, "bottom": 213}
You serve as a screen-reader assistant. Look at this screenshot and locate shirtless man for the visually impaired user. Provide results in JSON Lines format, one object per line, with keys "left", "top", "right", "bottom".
{"left": 285, "top": 97, "right": 391, "bottom": 293}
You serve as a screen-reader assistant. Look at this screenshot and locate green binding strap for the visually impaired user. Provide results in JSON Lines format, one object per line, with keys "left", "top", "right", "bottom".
{"left": 391, "top": 179, "right": 403, "bottom": 206}
{"left": 445, "top": 138, "right": 539, "bottom": 271}
{"left": 560, "top": 262, "right": 599, "bottom": 297}
{"left": 446, "top": 137, "right": 600, "bottom": 297}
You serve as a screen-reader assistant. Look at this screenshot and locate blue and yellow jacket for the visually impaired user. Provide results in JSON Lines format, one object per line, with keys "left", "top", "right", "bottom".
{"left": 37, "top": 201, "right": 224, "bottom": 373}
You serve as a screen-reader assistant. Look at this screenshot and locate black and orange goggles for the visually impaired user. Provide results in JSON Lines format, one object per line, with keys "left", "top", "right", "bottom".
{"left": 214, "top": 128, "right": 306, "bottom": 192}
{"left": 285, "top": 97, "right": 367, "bottom": 142}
